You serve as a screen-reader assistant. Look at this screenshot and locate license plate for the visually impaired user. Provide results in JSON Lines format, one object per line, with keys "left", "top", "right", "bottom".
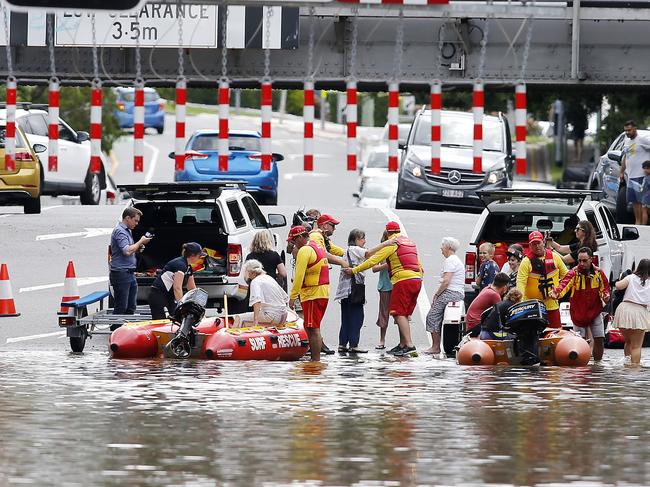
{"left": 442, "top": 189, "right": 464, "bottom": 198}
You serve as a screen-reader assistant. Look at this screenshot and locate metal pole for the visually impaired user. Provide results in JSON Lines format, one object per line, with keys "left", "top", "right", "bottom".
{"left": 571, "top": 0, "right": 581, "bottom": 80}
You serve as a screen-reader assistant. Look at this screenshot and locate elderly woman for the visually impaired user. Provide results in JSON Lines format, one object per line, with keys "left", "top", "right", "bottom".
{"left": 423, "top": 237, "right": 465, "bottom": 355}
{"left": 232, "top": 259, "right": 289, "bottom": 328}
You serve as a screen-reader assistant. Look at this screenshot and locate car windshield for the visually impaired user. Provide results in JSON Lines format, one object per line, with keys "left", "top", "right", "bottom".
{"left": 120, "top": 91, "right": 160, "bottom": 103}
{"left": 191, "top": 135, "right": 261, "bottom": 152}
{"left": 362, "top": 182, "right": 396, "bottom": 199}
{"left": 479, "top": 213, "right": 578, "bottom": 243}
{"left": 412, "top": 114, "right": 503, "bottom": 151}
{"left": 367, "top": 151, "right": 388, "bottom": 168}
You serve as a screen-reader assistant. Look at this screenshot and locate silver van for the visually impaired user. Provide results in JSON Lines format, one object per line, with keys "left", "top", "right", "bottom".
{"left": 396, "top": 109, "right": 514, "bottom": 211}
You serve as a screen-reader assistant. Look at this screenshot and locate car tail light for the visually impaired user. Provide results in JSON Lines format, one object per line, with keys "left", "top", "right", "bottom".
{"left": 117, "top": 103, "right": 125, "bottom": 111}
{"left": 185, "top": 150, "right": 209, "bottom": 160}
{"left": 227, "top": 243, "right": 242, "bottom": 277}
{"left": 159, "top": 101, "right": 165, "bottom": 111}
{"left": 14, "top": 151, "right": 34, "bottom": 161}
{"left": 465, "top": 251, "right": 476, "bottom": 284}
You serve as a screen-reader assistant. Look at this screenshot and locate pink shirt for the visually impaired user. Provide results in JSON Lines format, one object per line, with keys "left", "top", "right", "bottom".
{"left": 466, "top": 287, "right": 502, "bottom": 331}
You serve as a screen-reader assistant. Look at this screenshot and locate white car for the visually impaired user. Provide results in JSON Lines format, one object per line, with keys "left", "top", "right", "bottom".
{"left": 358, "top": 146, "right": 389, "bottom": 192}
{"left": 5, "top": 106, "right": 107, "bottom": 205}
{"left": 354, "top": 174, "right": 398, "bottom": 208}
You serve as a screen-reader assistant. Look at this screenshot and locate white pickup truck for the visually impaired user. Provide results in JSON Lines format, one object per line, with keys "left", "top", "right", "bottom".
{"left": 115, "top": 182, "right": 287, "bottom": 312}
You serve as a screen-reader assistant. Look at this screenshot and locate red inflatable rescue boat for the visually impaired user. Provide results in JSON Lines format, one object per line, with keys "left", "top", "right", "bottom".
{"left": 110, "top": 310, "right": 309, "bottom": 361}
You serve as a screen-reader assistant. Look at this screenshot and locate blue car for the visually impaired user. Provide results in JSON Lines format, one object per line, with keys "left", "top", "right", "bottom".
{"left": 172, "top": 129, "right": 283, "bottom": 205}
{"left": 114, "top": 87, "right": 166, "bottom": 134}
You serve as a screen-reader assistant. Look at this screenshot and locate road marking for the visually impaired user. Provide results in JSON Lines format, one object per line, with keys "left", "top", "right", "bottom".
{"left": 144, "top": 140, "right": 160, "bottom": 185}
{"left": 6, "top": 330, "right": 66, "bottom": 344}
{"left": 19, "top": 276, "right": 108, "bottom": 293}
{"left": 35, "top": 228, "right": 112, "bottom": 241}
{"left": 378, "top": 208, "right": 431, "bottom": 328}
{"left": 283, "top": 173, "right": 330, "bottom": 181}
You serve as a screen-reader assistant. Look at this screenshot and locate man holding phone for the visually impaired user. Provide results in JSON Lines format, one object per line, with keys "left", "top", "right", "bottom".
{"left": 109, "top": 207, "right": 152, "bottom": 323}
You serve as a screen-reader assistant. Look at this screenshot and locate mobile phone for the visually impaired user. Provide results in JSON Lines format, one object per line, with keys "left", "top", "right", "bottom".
{"left": 145, "top": 232, "right": 155, "bottom": 239}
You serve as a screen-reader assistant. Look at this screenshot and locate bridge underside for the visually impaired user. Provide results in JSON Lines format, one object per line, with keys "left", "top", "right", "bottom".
{"left": 5, "top": 4, "right": 650, "bottom": 88}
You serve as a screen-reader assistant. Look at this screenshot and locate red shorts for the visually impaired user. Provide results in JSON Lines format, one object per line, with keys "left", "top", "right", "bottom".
{"left": 302, "top": 298, "right": 328, "bottom": 329}
{"left": 389, "top": 279, "right": 422, "bottom": 317}
{"left": 546, "top": 308, "right": 561, "bottom": 329}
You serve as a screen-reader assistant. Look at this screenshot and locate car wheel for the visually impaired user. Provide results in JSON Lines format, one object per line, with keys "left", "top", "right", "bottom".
{"left": 80, "top": 171, "right": 101, "bottom": 205}
{"left": 615, "top": 181, "right": 634, "bottom": 224}
{"left": 70, "top": 330, "right": 87, "bottom": 353}
{"left": 156, "top": 126, "right": 164, "bottom": 135}
{"left": 23, "top": 196, "right": 41, "bottom": 214}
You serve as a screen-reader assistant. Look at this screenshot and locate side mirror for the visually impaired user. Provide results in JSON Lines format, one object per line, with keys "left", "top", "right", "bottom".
{"left": 607, "top": 150, "right": 622, "bottom": 163}
{"left": 76, "top": 131, "right": 90, "bottom": 143}
{"left": 398, "top": 143, "right": 407, "bottom": 151}
{"left": 267, "top": 213, "right": 287, "bottom": 228}
{"left": 621, "top": 226, "right": 639, "bottom": 241}
{"left": 352, "top": 192, "right": 360, "bottom": 199}
{"left": 168, "top": 151, "right": 175, "bottom": 159}
{"left": 272, "top": 153, "right": 284, "bottom": 162}
{"left": 32, "top": 143, "right": 47, "bottom": 154}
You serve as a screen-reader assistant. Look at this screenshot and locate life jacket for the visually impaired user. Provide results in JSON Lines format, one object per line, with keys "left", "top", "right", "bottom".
{"left": 305, "top": 240, "right": 329, "bottom": 286}
{"left": 386, "top": 236, "right": 420, "bottom": 278}
{"left": 528, "top": 249, "right": 557, "bottom": 299}
{"left": 566, "top": 267, "right": 608, "bottom": 327}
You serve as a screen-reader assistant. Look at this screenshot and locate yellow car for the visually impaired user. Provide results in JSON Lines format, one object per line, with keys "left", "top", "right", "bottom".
{"left": 0, "top": 120, "right": 43, "bottom": 214}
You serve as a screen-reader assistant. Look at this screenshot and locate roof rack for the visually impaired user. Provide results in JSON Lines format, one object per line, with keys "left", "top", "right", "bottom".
{"left": 0, "top": 102, "right": 48, "bottom": 110}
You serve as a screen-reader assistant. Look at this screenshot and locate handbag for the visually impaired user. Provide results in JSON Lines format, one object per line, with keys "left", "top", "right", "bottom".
{"left": 347, "top": 250, "right": 366, "bottom": 305}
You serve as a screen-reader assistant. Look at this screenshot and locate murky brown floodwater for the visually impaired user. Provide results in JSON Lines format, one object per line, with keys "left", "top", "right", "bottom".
{"left": 0, "top": 349, "right": 648, "bottom": 486}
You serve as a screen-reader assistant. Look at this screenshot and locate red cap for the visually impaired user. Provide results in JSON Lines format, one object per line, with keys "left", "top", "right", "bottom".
{"left": 316, "top": 214, "right": 340, "bottom": 226}
{"left": 385, "top": 221, "right": 400, "bottom": 233}
{"left": 287, "top": 225, "right": 309, "bottom": 241}
{"left": 528, "top": 231, "right": 544, "bottom": 244}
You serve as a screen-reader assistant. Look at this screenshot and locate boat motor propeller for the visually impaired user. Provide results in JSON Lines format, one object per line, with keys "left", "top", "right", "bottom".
{"left": 164, "top": 288, "right": 208, "bottom": 359}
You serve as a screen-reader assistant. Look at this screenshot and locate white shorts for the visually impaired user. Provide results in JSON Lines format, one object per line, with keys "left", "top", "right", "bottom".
{"left": 233, "top": 307, "right": 288, "bottom": 328}
{"left": 573, "top": 313, "right": 605, "bottom": 339}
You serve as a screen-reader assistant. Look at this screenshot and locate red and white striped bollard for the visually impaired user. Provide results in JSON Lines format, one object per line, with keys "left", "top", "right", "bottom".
{"left": 175, "top": 78, "right": 186, "bottom": 171}
{"left": 48, "top": 78, "right": 60, "bottom": 172}
{"left": 133, "top": 82, "right": 144, "bottom": 173}
{"left": 515, "top": 83, "right": 527, "bottom": 175}
{"left": 346, "top": 80, "right": 357, "bottom": 171}
{"left": 472, "top": 81, "right": 484, "bottom": 174}
{"left": 430, "top": 81, "right": 442, "bottom": 175}
{"left": 90, "top": 81, "right": 102, "bottom": 174}
{"left": 388, "top": 82, "right": 399, "bottom": 172}
{"left": 218, "top": 80, "right": 230, "bottom": 172}
{"left": 4, "top": 77, "right": 16, "bottom": 172}
{"left": 260, "top": 81, "right": 272, "bottom": 172}
{"left": 303, "top": 81, "right": 314, "bottom": 171}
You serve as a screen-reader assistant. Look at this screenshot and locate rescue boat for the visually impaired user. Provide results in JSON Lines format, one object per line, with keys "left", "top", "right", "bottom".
{"left": 109, "top": 288, "right": 308, "bottom": 361}
{"left": 457, "top": 329, "right": 591, "bottom": 366}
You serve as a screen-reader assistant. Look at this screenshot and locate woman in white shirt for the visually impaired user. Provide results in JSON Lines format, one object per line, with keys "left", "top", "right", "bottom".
{"left": 232, "top": 259, "right": 289, "bottom": 328}
{"left": 614, "top": 259, "right": 650, "bottom": 365}
{"left": 424, "top": 237, "right": 465, "bottom": 355}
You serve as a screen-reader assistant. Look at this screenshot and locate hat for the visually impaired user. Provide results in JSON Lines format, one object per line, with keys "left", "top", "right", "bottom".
{"left": 528, "top": 231, "right": 544, "bottom": 244}
{"left": 316, "top": 214, "right": 340, "bottom": 226}
{"left": 184, "top": 242, "right": 207, "bottom": 257}
{"left": 506, "top": 249, "right": 524, "bottom": 261}
{"left": 385, "top": 221, "right": 401, "bottom": 233}
{"left": 287, "top": 225, "right": 309, "bottom": 241}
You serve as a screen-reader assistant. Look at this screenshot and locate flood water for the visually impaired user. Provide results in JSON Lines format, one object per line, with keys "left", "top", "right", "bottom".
{"left": 1, "top": 349, "right": 649, "bottom": 486}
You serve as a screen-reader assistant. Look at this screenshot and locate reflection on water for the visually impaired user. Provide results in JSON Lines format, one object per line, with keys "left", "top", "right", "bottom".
{"left": 0, "top": 350, "right": 648, "bottom": 485}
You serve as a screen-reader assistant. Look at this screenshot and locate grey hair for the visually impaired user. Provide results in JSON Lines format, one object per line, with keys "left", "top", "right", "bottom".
{"left": 242, "top": 259, "right": 266, "bottom": 276}
{"left": 441, "top": 237, "right": 460, "bottom": 252}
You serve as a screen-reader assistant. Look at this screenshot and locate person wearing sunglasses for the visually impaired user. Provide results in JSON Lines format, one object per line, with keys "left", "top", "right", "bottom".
{"left": 548, "top": 220, "right": 598, "bottom": 266}
{"left": 551, "top": 247, "right": 611, "bottom": 363}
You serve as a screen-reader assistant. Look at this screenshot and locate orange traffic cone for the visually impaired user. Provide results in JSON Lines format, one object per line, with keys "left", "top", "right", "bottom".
{"left": 0, "top": 263, "right": 20, "bottom": 317}
{"left": 59, "top": 261, "right": 80, "bottom": 315}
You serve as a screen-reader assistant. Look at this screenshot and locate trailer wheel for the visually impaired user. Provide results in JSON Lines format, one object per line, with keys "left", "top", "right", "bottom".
{"left": 70, "top": 330, "right": 87, "bottom": 353}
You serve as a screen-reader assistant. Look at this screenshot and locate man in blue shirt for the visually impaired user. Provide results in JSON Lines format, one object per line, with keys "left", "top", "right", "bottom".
{"left": 109, "top": 207, "right": 152, "bottom": 320}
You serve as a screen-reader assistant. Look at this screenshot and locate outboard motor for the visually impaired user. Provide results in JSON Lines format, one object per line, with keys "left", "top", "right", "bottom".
{"left": 164, "top": 288, "right": 208, "bottom": 359}
{"left": 502, "top": 300, "right": 548, "bottom": 365}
